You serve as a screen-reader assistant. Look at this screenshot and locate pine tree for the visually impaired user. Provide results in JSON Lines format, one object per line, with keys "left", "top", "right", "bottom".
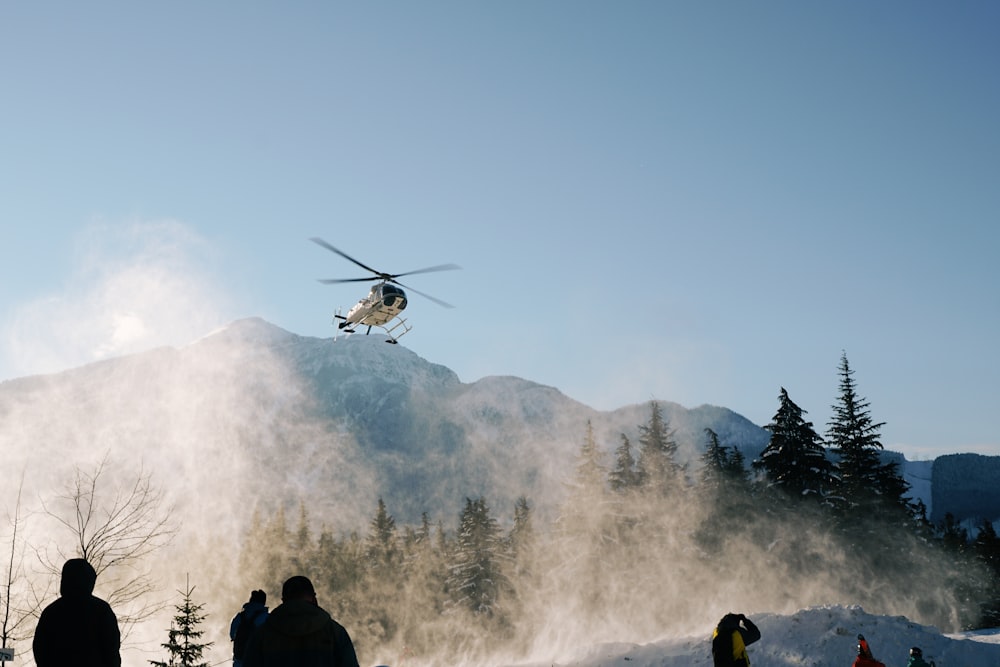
{"left": 609, "top": 433, "right": 640, "bottom": 492}
{"left": 506, "top": 496, "right": 536, "bottom": 623}
{"left": 361, "top": 497, "right": 402, "bottom": 650}
{"left": 573, "top": 420, "right": 606, "bottom": 496}
{"left": 725, "top": 447, "right": 748, "bottom": 482}
{"left": 974, "top": 520, "right": 1000, "bottom": 578}
{"left": 973, "top": 520, "right": 1000, "bottom": 627}
{"left": 509, "top": 496, "right": 534, "bottom": 564}
{"left": 249, "top": 505, "right": 291, "bottom": 596}
{"left": 940, "top": 512, "right": 970, "bottom": 552}
{"left": 699, "top": 428, "right": 748, "bottom": 486}
{"left": 559, "top": 421, "right": 617, "bottom": 569}
{"left": 366, "top": 497, "right": 399, "bottom": 571}
{"left": 755, "top": 387, "right": 835, "bottom": 502}
{"left": 447, "top": 497, "right": 509, "bottom": 618}
{"left": 636, "top": 401, "right": 682, "bottom": 494}
{"left": 149, "top": 577, "right": 211, "bottom": 667}
{"left": 564, "top": 421, "right": 607, "bottom": 518}
{"left": 826, "top": 352, "right": 909, "bottom": 513}
{"left": 693, "top": 427, "right": 754, "bottom": 552}
{"left": 699, "top": 428, "right": 730, "bottom": 490}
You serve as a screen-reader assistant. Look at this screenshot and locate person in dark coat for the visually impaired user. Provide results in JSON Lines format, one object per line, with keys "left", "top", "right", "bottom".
{"left": 32, "top": 558, "right": 121, "bottom": 667}
{"left": 906, "top": 646, "right": 934, "bottom": 667}
{"left": 230, "top": 589, "right": 269, "bottom": 667}
{"left": 243, "top": 575, "right": 360, "bottom": 667}
{"left": 712, "top": 613, "right": 761, "bottom": 667}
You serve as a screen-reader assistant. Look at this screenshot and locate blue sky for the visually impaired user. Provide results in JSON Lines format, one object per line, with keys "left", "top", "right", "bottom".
{"left": 2, "top": 2, "right": 997, "bottom": 459}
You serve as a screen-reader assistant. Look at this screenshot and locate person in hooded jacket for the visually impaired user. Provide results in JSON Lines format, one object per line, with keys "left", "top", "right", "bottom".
{"left": 853, "top": 634, "right": 886, "bottom": 667}
{"left": 32, "top": 558, "right": 121, "bottom": 667}
{"left": 242, "top": 575, "right": 360, "bottom": 667}
{"left": 230, "top": 589, "right": 269, "bottom": 666}
{"left": 712, "top": 613, "right": 761, "bottom": 667}
{"left": 906, "top": 646, "right": 934, "bottom": 667}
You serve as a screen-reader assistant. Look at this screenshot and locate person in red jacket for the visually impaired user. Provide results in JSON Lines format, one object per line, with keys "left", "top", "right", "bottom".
{"left": 853, "top": 634, "right": 886, "bottom": 667}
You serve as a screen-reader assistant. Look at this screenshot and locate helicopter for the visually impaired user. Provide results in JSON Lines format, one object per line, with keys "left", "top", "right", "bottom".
{"left": 310, "top": 237, "right": 460, "bottom": 344}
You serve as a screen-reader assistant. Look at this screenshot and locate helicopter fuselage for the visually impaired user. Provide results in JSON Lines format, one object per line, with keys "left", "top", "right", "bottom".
{"left": 342, "top": 282, "right": 408, "bottom": 327}
{"left": 311, "top": 236, "right": 456, "bottom": 343}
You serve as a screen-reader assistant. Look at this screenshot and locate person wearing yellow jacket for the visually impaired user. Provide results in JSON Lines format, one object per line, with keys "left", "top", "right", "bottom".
{"left": 712, "top": 613, "right": 761, "bottom": 667}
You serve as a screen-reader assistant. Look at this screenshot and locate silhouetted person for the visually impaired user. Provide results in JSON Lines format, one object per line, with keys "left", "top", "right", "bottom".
{"left": 32, "top": 558, "right": 121, "bottom": 667}
{"left": 906, "top": 646, "right": 934, "bottom": 667}
{"left": 243, "top": 575, "right": 360, "bottom": 667}
{"left": 230, "top": 589, "right": 269, "bottom": 667}
{"left": 712, "top": 613, "right": 761, "bottom": 667}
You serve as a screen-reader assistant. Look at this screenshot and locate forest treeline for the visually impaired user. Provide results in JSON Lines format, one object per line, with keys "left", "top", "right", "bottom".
{"left": 7, "top": 353, "right": 998, "bottom": 667}
{"left": 231, "top": 353, "right": 1000, "bottom": 666}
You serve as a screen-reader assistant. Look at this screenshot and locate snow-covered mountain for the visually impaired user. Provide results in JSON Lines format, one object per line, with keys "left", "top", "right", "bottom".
{"left": 4, "top": 317, "right": 1000, "bottom": 667}
{"left": 1, "top": 317, "right": 772, "bottom": 528}
{"left": 1, "top": 317, "right": 995, "bottom": 530}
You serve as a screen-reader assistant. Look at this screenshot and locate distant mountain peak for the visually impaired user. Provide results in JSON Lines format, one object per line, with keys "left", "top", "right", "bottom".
{"left": 195, "top": 317, "right": 298, "bottom": 346}
{"left": 3, "top": 316, "right": 993, "bottom": 528}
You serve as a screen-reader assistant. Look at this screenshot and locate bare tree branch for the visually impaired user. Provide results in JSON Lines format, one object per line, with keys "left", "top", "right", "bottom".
{"left": 1, "top": 471, "right": 47, "bottom": 665}
{"left": 39, "top": 453, "right": 177, "bottom": 638}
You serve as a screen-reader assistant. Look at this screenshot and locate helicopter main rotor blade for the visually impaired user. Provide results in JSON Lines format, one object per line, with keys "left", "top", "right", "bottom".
{"left": 392, "top": 279, "right": 455, "bottom": 309}
{"left": 390, "top": 263, "right": 462, "bottom": 280}
{"left": 309, "top": 237, "right": 387, "bottom": 278}
{"left": 317, "top": 277, "right": 379, "bottom": 284}
{"left": 311, "top": 237, "right": 459, "bottom": 306}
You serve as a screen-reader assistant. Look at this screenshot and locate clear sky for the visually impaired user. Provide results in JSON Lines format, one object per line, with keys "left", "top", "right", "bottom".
{"left": 2, "top": 2, "right": 997, "bottom": 460}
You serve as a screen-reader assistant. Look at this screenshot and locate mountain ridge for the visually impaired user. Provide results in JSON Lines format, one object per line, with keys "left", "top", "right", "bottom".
{"left": 1, "top": 316, "right": 996, "bottom": 529}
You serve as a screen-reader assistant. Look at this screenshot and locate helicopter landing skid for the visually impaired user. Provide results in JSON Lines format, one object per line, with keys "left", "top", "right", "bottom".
{"left": 382, "top": 316, "right": 411, "bottom": 344}
{"left": 332, "top": 312, "right": 356, "bottom": 342}
{"left": 331, "top": 313, "right": 411, "bottom": 344}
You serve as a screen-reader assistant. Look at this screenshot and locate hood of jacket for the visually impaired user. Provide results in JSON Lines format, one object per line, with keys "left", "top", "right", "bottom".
{"left": 59, "top": 558, "right": 97, "bottom": 598}
{"left": 717, "top": 613, "right": 741, "bottom": 632}
{"left": 242, "top": 600, "right": 269, "bottom": 618}
{"left": 265, "top": 599, "right": 333, "bottom": 638}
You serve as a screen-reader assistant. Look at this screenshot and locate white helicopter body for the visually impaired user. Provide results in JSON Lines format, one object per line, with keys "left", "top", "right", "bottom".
{"left": 310, "top": 238, "right": 458, "bottom": 344}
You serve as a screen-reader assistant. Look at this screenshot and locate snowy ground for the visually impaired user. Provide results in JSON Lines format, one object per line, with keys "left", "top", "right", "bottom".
{"left": 505, "top": 605, "right": 1000, "bottom": 667}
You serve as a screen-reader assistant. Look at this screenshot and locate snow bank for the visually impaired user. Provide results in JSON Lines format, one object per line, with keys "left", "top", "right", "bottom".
{"left": 506, "top": 605, "right": 1000, "bottom": 667}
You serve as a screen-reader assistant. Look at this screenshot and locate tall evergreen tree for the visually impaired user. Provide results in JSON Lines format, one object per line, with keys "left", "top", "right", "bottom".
{"left": 826, "top": 352, "right": 909, "bottom": 512}
{"left": 694, "top": 427, "right": 754, "bottom": 552}
{"left": 362, "top": 497, "right": 402, "bottom": 646}
{"left": 755, "top": 387, "right": 835, "bottom": 502}
{"left": 974, "top": 520, "right": 1000, "bottom": 578}
{"left": 559, "top": 421, "right": 617, "bottom": 569}
{"left": 725, "top": 447, "right": 748, "bottom": 482}
{"left": 939, "top": 512, "right": 970, "bottom": 552}
{"left": 571, "top": 420, "right": 606, "bottom": 499}
{"left": 149, "top": 577, "right": 211, "bottom": 667}
{"left": 506, "top": 496, "right": 536, "bottom": 623}
{"left": 509, "top": 496, "right": 534, "bottom": 564}
{"left": 447, "top": 497, "right": 509, "bottom": 618}
{"left": 609, "top": 433, "right": 640, "bottom": 493}
{"left": 973, "top": 520, "right": 1000, "bottom": 627}
{"left": 259, "top": 505, "right": 291, "bottom": 595}
{"left": 699, "top": 428, "right": 730, "bottom": 490}
{"left": 636, "top": 401, "right": 682, "bottom": 494}
{"left": 366, "top": 497, "right": 400, "bottom": 571}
